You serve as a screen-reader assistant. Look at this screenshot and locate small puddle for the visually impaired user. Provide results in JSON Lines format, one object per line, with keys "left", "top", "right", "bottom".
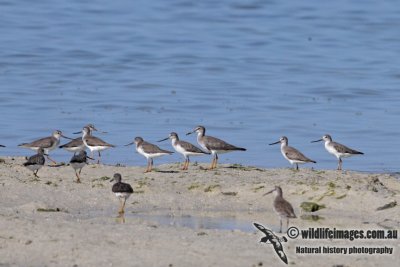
{"left": 127, "top": 213, "right": 267, "bottom": 233}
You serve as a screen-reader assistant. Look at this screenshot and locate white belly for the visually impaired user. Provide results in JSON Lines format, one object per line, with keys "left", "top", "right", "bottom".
{"left": 175, "top": 144, "right": 204, "bottom": 158}
{"left": 325, "top": 144, "right": 340, "bottom": 159}
{"left": 115, "top": 192, "right": 131, "bottom": 200}
{"left": 137, "top": 147, "right": 167, "bottom": 159}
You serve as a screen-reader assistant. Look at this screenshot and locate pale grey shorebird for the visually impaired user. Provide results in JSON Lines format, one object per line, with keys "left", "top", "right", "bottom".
{"left": 18, "top": 130, "right": 72, "bottom": 164}
{"left": 311, "top": 134, "right": 364, "bottom": 170}
{"left": 264, "top": 186, "right": 296, "bottom": 233}
{"left": 125, "top": 137, "right": 174, "bottom": 173}
{"left": 69, "top": 151, "right": 93, "bottom": 183}
{"left": 158, "top": 132, "right": 210, "bottom": 170}
{"left": 77, "top": 126, "right": 115, "bottom": 163}
{"left": 60, "top": 124, "right": 98, "bottom": 154}
{"left": 111, "top": 173, "right": 134, "bottom": 214}
{"left": 269, "top": 136, "right": 316, "bottom": 170}
{"left": 23, "top": 148, "right": 46, "bottom": 178}
{"left": 186, "top": 126, "right": 246, "bottom": 170}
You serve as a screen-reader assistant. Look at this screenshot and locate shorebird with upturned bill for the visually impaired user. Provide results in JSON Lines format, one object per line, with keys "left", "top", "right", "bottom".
{"left": 269, "top": 136, "right": 316, "bottom": 170}
{"left": 111, "top": 173, "right": 133, "bottom": 214}
{"left": 19, "top": 130, "right": 72, "bottom": 164}
{"left": 77, "top": 126, "right": 115, "bottom": 164}
{"left": 186, "top": 126, "right": 246, "bottom": 170}
{"left": 125, "top": 137, "right": 173, "bottom": 173}
{"left": 69, "top": 151, "right": 93, "bottom": 183}
{"left": 311, "top": 134, "right": 364, "bottom": 170}
{"left": 158, "top": 132, "right": 209, "bottom": 170}
{"left": 264, "top": 186, "right": 296, "bottom": 233}
{"left": 23, "top": 148, "right": 46, "bottom": 178}
{"left": 60, "top": 124, "right": 98, "bottom": 154}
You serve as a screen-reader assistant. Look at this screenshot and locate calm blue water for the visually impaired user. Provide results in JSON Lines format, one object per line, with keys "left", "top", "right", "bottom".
{"left": 1, "top": 0, "right": 399, "bottom": 172}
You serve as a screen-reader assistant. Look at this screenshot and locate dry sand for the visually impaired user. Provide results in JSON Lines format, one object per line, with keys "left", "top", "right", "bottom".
{"left": 0, "top": 157, "right": 399, "bottom": 267}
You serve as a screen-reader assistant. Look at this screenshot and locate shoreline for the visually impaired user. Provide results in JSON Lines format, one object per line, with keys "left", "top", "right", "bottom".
{"left": 0, "top": 157, "right": 399, "bottom": 266}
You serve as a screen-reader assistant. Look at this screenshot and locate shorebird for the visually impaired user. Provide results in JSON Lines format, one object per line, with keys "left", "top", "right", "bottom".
{"left": 269, "top": 136, "right": 316, "bottom": 170}
{"left": 110, "top": 173, "right": 133, "bottom": 214}
{"left": 158, "top": 132, "right": 209, "bottom": 170}
{"left": 125, "top": 137, "right": 173, "bottom": 173}
{"left": 69, "top": 151, "right": 93, "bottom": 183}
{"left": 77, "top": 126, "right": 115, "bottom": 163}
{"left": 264, "top": 186, "right": 296, "bottom": 233}
{"left": 23, "top": 148, "right": 46, "bottom": 178}
{"left": 186, "top": 126, "right": 246, "bottom": 169}
{"left": 18, "top": 130, "right": 72, "bottom": 164}
{"left": 311, "top": 134, "right": 364, "bottom": 170}
{"left": 60, "top": 124, "right": 98, "bottom": 154}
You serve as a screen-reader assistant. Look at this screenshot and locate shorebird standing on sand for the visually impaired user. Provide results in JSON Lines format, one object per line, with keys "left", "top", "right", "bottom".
{"left": 186, "top": 126, "right": 246, "bottom": 170}
{"left": 311, "top": 134, "right": 363, "bottom": 170}
{"left": 60, "top": 124, "right": 98, "bottom": 154}
{"left": 23, "top": 148, "right": 46, "bottom": 178}
{"left": 19, "top": 130, "right": 72, "bottom": 164}
{"left": 125, "top": 137, "right": 173, "bottom": 173}
{"left": 264, "top": 186, "right": 296, "bottom": 233}
{"left": 110, "top": 173, "right": 133, "bottom": 214}
{"left": 69, "top": 150, "right": 93, "bottom": 183}
{"left": 269, "top": 136, "right": 316, "bottom": 170}
{"left": 77, "top": 126, "right": 115, "bottom": 164}
{"left": 158, "top": 132, "right": 209, "bottom": 170}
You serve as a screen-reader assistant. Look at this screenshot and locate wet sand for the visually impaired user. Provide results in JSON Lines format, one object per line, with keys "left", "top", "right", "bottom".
{"left": 0, "top": 157, "right": 399, "bottom": 266}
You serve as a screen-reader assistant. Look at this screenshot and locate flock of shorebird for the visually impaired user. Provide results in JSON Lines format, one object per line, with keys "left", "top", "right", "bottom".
{"left": 0, "top": 124, "right": 364, "bottom": 230}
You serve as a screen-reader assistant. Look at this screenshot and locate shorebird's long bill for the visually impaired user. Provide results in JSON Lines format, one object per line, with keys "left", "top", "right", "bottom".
{"left": 263, "top": 189, "right": 275, "bottom": 196}
{"left": 186, "top": 130, "right": 194, "bottom": 136}
{"left": 269, "top": 141, "right": 280, "bottom": 145}
{"left": 157, "top": 137, "right": 169, "bottom": 142}
{"left": 73, "top": 131, "right": 82, "bottom": 134}
{"left": 124, "top": 142, "right": 135, "bottom": 146}
{"left": 61, "top": 134, "right": 74, "bottom": 140}
{"left": 311, "top": 139, "right": 323, "bottom": 143}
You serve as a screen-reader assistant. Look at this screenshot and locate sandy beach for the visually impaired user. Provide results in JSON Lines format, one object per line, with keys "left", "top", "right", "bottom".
{"left": 0, "top": 157, "right": 398, "bottom": 267}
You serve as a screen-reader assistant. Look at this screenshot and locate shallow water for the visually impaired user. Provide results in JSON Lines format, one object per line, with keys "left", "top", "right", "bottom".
{"left": 1, "top": 0, "right": 400, "bottom": 172}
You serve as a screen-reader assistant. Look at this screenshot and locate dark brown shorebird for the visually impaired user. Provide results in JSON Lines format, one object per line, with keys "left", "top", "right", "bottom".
{"left": 311, "top": 134, "right": 364, "bottom": 170}
{"left": 269, "top": 136, "right": 316, "bottom": 170}
{"left": 23, "top": 148, "right": 46, "bottom": 178}
{"left": 125, "top": 137, "right": 173, "bottom": 173}
{"left": 69, "top": 151, "right": 93, "bottom": 183}
{"left": 77, "top": 126, "right": 115, "bottom": 164}
{"left": 60, "top": 124, "right": 98, "bottom": 154}
{"left": 111, "top": 173, "right": 133, "bottom": 214}
{"left": 19, "top": 130, "right": 72, "bottom": 164}
{"left": 264, "top": 186, "right": 296, "bottom": 233}
{"left": 186, "top": 126, "right": 246, "bottom": 169}
{"left": 158, "top": 132, "right": 209, "bottom": 170}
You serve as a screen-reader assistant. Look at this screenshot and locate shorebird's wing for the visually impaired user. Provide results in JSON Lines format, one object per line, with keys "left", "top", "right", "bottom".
{"left": 275, "top": 199, "right": 297, "bottom": 218}
{"left": 142, "top": 141, "right": 173, "bottom": 154}
{"left": 20, "top": 137, "right": 53, "bottom": 148}
{"left": 203, "top": 136, "right": 246, "bottom": 151}
{"left": 24, "top": 154, "right": 45, "bottom": 166}
{"left": 332, "top": 142, "right": 363, "bottom": 154}
{"left": 179, "top": 141, "right": 209, "bottom": 154}
{"left": 86, "top": 136, "right": 115, "bottom": 147}
{"left": 285, "top": 146, "right": 315, "bottom": 163}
